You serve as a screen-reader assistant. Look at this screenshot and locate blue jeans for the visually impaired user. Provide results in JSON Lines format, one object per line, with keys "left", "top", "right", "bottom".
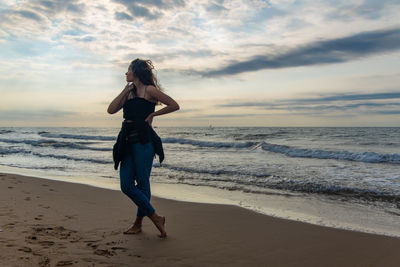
{"left": 120, "top": 142, "right": 155, "bottom": 218}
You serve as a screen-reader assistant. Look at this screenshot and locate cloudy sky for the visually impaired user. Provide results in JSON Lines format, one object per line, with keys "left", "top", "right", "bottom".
{"left": 1, "top": 0, "right": 400, "bottom": 127}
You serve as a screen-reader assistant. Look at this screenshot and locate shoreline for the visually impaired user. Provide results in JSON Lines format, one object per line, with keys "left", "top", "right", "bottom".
{"left": 1, "top": 166, "right": 400, "bottom": 238}
{"left": 1, "top": 172, "right": 400, "bottom": 266}
{"left": 2, "top": 165, "right": 400, "bottom": 239}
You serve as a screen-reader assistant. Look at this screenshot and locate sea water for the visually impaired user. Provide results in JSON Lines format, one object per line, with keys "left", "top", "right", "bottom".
{"left": 1, "top": 127, "right": 399, "bottom": 236}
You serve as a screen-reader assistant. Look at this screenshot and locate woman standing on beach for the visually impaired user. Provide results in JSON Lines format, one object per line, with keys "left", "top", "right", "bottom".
{"left": 107, "top": 59, "right": 179, "bottom": 238}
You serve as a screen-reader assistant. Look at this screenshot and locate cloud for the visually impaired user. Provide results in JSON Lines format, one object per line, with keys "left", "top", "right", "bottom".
{"left": 124, "top": 49, "right": 216, "bottom": 64}
{"left": 34, "top": 0, "right": 86, "bottom": 15}
{"left": 204, "top": 2, "right": 228, "bottom": 15}
{"left": 115, "top": 11, "right": 133, "bottom": 21}
{"left": 375, "top": 110, "right": 400, "bottom": 114}
{"left": 128, "top": 4, "right": 160, "bottom": 20}
{"left": 328, "top": 0, "right": 399, "bottom": 21}
{"left": 197, "top": 28, "right": 400, "bottom": 77}
{"left": 0, "top": 0, "right": 87, "bottom": 39}
{"left": 300, "top": 92, "right": 400, "bottom": 103}
{"left": 218, "top": 91, "right": 400, "bottom": 115}
{"left": 75, "top": 36, "right": 96, "bottom": 42}
{"left": 224, "top": 93, "right": 400, "bottom": 111}
{"left": 112, "top": 0, "right": 185, "bottom": 20}
{"left": 62, "top": 29, "right": 88, "bottom": 36}
{"left": 206, "top": 113, "right": 261, "bottom": 118}
{"left": 0, "top": 109, "right": 77, "bottom": 121}
{"left": 15, "top": 10, "right": 44, "bottom": 22}
{"left": 220, "top": 92, "right": 400, "bottom": 107}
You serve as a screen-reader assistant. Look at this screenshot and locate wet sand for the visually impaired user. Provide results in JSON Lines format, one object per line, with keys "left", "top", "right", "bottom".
{"left": 0, "top": 172, "right": 399, "bottom": 267}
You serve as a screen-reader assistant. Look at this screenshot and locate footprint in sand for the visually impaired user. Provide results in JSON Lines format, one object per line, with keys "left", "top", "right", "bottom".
{"left": 39, "top": 256, "right": 50, "bottom": 267}
{"left": 8, "top": 186, "right": 13, "bottom": 189}
{"left": 128, "top": 254, "right": 142, "bottom": 258}
{"left": 111, "top": 246, "right": 128, "bottom": 252}
{"left": 26, "top": 235, "right": 37, "bottom": 241}
{"left": 24, "top": 197, "right": 31, "bottom": 201}
{"left": 55, "top": 260, "right": 74, "bottom": 266}
{"left": 64, "top": 215, "right": 76, "bottom": 220}
{"left": 4, "top": 222, "right": 16, "bottom": 229}
{"left": 38, "top": 240, "right": 55, "bottom": 247}
{"left": 93, "top": 249, "right": 115, "bottom": 257}
{"left": 31, "top": 225, "right": 80, "bottom": 243}
{"left": 109, "top": 230, "right": 121, "bottom": 236}
{"left": 87, "top": 243, "right": 98, "bottom": 249}
{"left": 34, "top": 215, "right": 44, "bottom": 221}
{"left": 18, "top": 246, "right": 32, "bottom": 253}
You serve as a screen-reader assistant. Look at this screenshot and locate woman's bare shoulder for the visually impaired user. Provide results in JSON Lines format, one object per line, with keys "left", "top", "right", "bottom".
{"left": 146, "top": 85, "right": 158, "bottom": 92}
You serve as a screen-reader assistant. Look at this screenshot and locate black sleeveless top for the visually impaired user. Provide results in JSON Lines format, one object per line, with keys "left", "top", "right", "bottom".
{"left": 123, "top": 97, "right": 156, "bottom": 121}
{"left": 122, "top": 97, "right": 156, "bottom": 144}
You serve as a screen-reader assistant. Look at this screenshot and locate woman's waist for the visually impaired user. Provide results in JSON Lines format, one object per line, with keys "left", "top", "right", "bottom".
{"left": 123, "top": 120, "right": 151, "bottom": 141}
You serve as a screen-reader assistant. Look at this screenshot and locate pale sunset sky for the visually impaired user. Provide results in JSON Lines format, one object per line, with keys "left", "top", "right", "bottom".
{"left": 1, "top": 0, "right": 400, "bottom": 127}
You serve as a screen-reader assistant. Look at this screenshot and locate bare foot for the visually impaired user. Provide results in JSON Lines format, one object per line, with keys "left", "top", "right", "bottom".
{"left": 123, "top": 224, "right": 142, "bottom": 235}
{"left": 152, "top": 215, "right": 167, "bottom": 238}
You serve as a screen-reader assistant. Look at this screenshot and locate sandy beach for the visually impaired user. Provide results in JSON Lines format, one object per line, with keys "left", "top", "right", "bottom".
{"left": 0, "top": 173, "right": 399, "bottom": 267}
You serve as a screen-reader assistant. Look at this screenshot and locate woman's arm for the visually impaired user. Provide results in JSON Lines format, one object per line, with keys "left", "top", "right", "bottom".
{"left": 145, "top": 86, "right": 180, "bottom": 125}
{"left": 107, "top": 84, "right": 133, "bottom": 114}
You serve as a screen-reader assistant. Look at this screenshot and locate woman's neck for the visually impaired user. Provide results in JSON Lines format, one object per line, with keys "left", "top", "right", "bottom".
{"left": 133, "top": 80, "right": 145, "bottom": 90}
{"left": 133, "top": 81, "right": 147, "bottom": 97}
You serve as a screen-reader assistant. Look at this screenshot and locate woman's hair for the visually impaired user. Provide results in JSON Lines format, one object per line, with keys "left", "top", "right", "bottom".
{"left": 129, "top": 58, "right": 162, "bottom": 92}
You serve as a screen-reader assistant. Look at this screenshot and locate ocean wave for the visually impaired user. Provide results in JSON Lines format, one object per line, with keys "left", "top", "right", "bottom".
{"left": 162, "top": 174, "right": 400, "bottom": 205}
{"left": 31, "top": 152, "right": 111, "bottom": 164}
{"left": 0, "top": 129, "right": 14, "bottom": 134}
{"left": 162, "top": 137, "right": 400, "bottom": 164}
{"left": 0, "top": 148, "right": 111, "bottom": 164}
{"left": 0, "top": 138, "right": 111, "bottom": 152}
{"left": 261, "top": 142, "right": 400, "bottom": 164}
{"left": 162, "top": 137, "right": 256, "bottom": 148}
{"left": 0, "top": 163, "right": 66, "bottom": 171}
{"left": 233, "top": 130, "right": 290, "bottom": 140}
{"left": 0, "top": 147, "right": 19, "bottom": 155}
{"left": 38, "top": 131, "right": 115, "bottom": 141}
{"left": 161, "top": 164, "right": 271, "bottom": 178}
{"left": 262, "top": 179, "right": 400, "bottom": 205}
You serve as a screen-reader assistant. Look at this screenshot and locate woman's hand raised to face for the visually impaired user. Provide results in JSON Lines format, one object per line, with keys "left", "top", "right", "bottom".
{"left": 124, "top": 83, "right": 134, "bottom": 93}
{"left": 107, "top": 83, "right": 136, "bottom": 114}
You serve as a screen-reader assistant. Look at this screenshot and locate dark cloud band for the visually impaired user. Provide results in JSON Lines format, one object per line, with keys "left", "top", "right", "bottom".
{"left": 220, "top": 92, "right": 400, "bottom": 107}
{"left": 15, "top": 10, "right": 43, "bottom": 22}
{"left": 115, "top": 11, "right": 133, "bottom": 21}
{"left": 218, "top": 91, "right": 400, "bottom": 115}
{"left": 199, "top": 28, "right": 400, "bottom": 77}
{"left": 113, "top": 0, "right": 185, "bottom": 20}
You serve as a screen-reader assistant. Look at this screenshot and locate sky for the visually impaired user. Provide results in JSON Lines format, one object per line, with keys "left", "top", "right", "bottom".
{"left": 0, "top": 0, "right": 400, "bottom": 127}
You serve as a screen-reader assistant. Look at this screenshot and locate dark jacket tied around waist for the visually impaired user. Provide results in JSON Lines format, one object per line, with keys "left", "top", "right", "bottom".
{"left": 113, "top": 120, "right": 164, "bottom": 170}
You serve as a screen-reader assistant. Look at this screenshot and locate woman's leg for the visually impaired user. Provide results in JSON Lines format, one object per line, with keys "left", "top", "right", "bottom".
{"left": 119, "top": 144, "right": 155, "bottom": 233}
{"left": 132, "top": 142, "right": 155, "bottom": 218}
{"left": 132, "top": 142, "right": 167, "bottom": 237}
{"left": 120, "top": 151, "right": 141, "bottom": 234}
